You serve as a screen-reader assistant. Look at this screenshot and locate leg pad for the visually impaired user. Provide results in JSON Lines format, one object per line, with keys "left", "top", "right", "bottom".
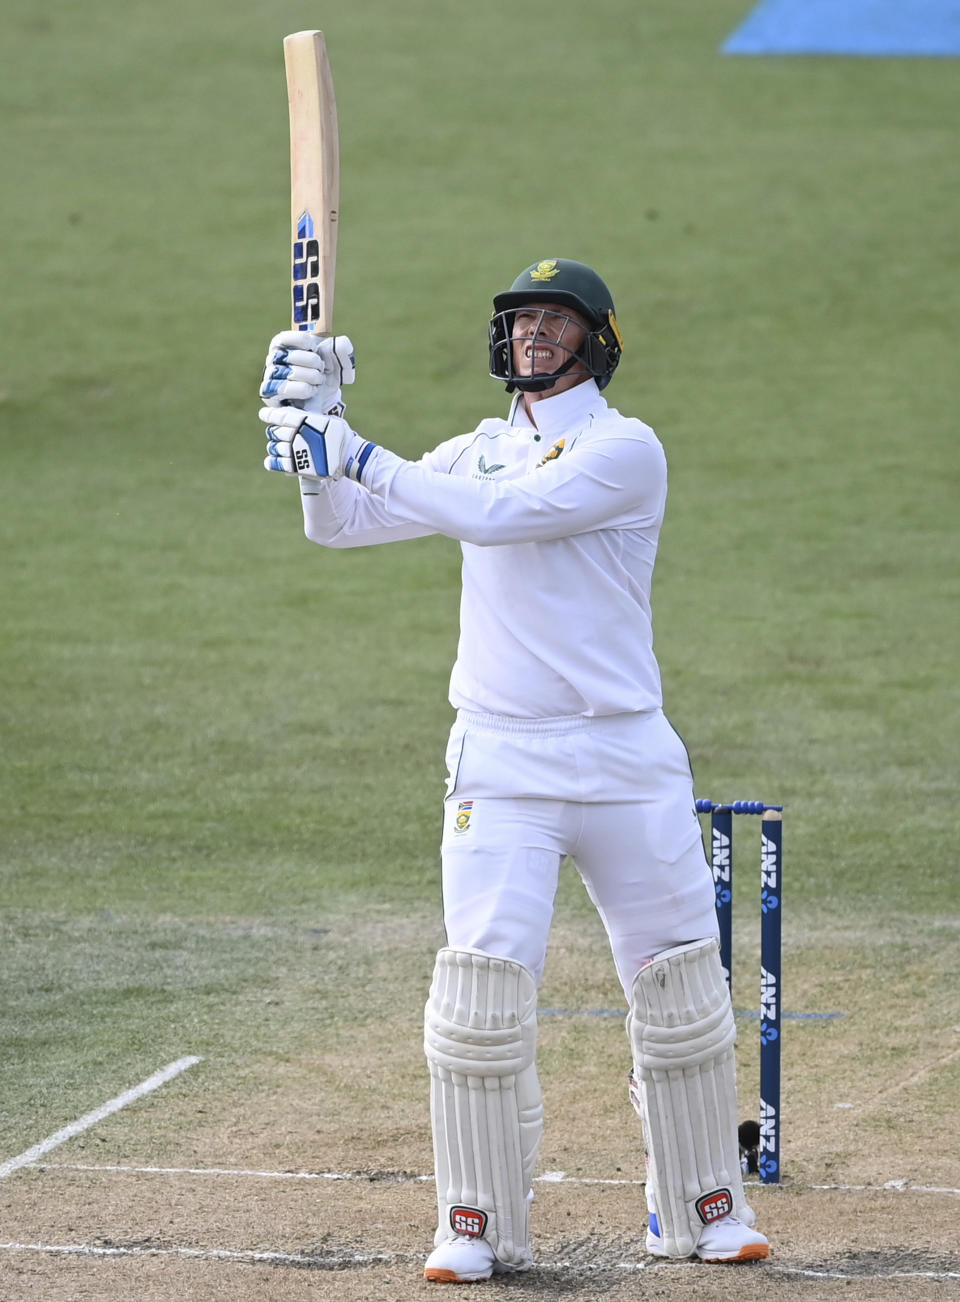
{"left": 627, "top": 938, "right": 748, "bottom": 1257}
{"left": 425, "top": 947, "right": 542, "bottom": 1270}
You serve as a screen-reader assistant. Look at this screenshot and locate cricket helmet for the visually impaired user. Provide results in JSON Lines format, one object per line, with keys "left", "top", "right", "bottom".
{"left": 489, "top": 258, "right": 623, "bottom": 393}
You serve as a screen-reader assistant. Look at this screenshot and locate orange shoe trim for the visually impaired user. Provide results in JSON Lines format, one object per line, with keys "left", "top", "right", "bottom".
{"left": 701, "top": 1243, "right": 770, "bottom": 1264}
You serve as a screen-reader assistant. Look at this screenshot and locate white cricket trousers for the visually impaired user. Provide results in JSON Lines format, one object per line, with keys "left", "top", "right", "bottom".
{"left": 440, "top": 708, "right": 718, "bottom": 997}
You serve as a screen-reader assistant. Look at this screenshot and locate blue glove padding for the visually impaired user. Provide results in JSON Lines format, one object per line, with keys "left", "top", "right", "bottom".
{"left": 261, "top": 406, "right": 376, "bottom": 483}
{"left": 259, "top": 332, "right": 355, "bottom": 415}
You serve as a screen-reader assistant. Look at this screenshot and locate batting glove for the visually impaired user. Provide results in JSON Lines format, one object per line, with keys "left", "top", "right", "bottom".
{"left": 259, "top": 332, "right": 356, "bottom": 416}
{"left": 261, "top": 406, "right": 376, "bottom": 484}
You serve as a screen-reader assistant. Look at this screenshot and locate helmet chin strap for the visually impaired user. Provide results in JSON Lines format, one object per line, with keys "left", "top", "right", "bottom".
{"left": 507, "top": 351, "right": 582, "bottom": 395}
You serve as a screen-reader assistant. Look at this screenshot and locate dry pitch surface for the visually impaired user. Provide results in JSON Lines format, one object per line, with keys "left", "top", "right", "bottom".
{"left": 2, "top": 914, "right": 958, "bottom": 1300}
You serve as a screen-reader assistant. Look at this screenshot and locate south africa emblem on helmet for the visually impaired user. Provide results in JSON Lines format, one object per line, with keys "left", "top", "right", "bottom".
{"left": 530, "top": 259, "right": 559, "bottom": 283}
{"left": 455, "top": 800, "right": 474, "bottom": 833}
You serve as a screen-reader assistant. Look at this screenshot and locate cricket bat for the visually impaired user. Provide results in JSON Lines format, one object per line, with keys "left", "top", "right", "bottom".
{"left": 283, "top": 30, "right": 339, "bottom": 336}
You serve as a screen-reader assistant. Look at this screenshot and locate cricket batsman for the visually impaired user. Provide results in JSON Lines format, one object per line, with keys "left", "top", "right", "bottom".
{"left": 258, "top": 258, "right": 771, "bottom": 1279}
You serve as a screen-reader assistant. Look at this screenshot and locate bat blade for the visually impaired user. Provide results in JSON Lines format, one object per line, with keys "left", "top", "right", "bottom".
{"left": 283, "top": 30, "right": 339, "bottom": 336}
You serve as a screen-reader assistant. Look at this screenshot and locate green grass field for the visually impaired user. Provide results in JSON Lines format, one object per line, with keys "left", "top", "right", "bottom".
{"left": 2, "top": 0, "right": 959, "bottom": 1288}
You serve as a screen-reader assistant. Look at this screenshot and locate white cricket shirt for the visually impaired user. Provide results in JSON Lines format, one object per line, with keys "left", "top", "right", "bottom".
{"left": 300, "top": 379, "right": 668, "bottom": 718}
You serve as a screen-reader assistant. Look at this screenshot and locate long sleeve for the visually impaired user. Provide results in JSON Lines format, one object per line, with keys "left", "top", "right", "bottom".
{"left": 360, "top": 425, "right": 666, "bottom": 546}
{"left": 300, "top": 475, "right": 436, "bottom": 548}
{"left": 297, "top": 437, "right": 464, "bottom": 549}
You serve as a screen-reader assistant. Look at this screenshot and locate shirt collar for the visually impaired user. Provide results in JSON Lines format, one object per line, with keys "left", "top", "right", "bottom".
{"left": 508, "top": 378, "right": 605, "bottom": 437}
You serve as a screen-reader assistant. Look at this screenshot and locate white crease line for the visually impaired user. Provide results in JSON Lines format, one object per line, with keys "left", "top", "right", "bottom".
{"left": 33, "top": 1162, "right": 431, "bottom": 1184}
{"left": 810, "top": 1182, "right": 960, "bottom": 1196}
{"left": 0, "top": 1057, "right": 201, "bottom": 1181}
{"left": 0, "top": 1241, "right": 393, "bottom": 1267}
{"left": 0, "top": 1241, "right": 957, "bottom": 1281}
{"left": 28, "top": 1163, "right": 650, "bottom": 1188}
{"left": 778, "top": 1266, "right": 960, "bottom": 1281}
{"left": 30, "top": 1162, "right": 960, "bottom": 1197}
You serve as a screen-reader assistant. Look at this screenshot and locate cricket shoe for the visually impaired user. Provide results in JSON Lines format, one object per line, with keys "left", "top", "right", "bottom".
{"left": 646, "top": 1216, "right": 770, "bottom": 1263}
{"left": 424, "top": 1236, "right": 504, "bottom": 1283}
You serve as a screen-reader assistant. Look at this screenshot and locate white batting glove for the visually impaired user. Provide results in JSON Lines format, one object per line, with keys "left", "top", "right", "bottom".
{"left": 259, "top": 332, "right": 356, "bottom": 416}
{"left": 261, "top": 406, "right": 376, "bottom": 484}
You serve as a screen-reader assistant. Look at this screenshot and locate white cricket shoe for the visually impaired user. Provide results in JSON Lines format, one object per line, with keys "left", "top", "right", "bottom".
{"left": 647, "top": 1216, "right": 770, "bottom": 1263}
{"left": 424, "top": 1236, "right": 499, "bottom": 1283}
{"left": 696, "top": 1215, "right": 770, "bottom": 1262}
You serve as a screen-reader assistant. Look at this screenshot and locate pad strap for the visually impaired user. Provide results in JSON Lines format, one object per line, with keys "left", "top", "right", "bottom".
{"left": 627, "top": 938, "right": 747, "bottom": 1256}
{"left": 424, "top": 947, "right": 542, "bottom": 1269}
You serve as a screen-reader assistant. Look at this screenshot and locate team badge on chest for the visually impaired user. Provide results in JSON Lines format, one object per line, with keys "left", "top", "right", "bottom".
{"left": 536, "top": 438, "right": 565, "bottom": 467}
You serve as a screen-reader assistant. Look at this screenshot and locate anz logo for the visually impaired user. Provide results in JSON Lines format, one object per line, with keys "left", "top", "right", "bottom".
{"left": 759, "top": 1098, "right": 778, "bottom": 1175}
{"left": 292, "top": 211, "right": 321, "bottom": 330}
{"left": 711, "top": 828, "right": 731, "bottom": 885}
{"left": 761, "top": 834, "right": 780, "bottom": 893}
{"left": 760, "top": 965, "right": 779, "bottom": 1028}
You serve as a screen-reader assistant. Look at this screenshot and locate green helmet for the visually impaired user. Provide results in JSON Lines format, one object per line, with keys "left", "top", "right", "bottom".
{"left": 489, "top": 258, "right": 623, "bottom": 393}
